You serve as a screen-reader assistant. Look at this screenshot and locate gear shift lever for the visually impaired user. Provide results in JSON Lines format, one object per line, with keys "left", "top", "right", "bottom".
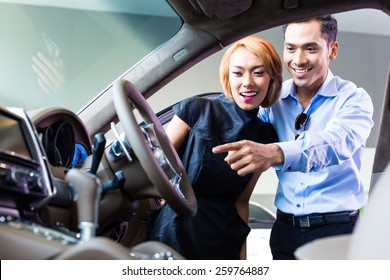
{"left": 66, "top": 168, "right": 102, "bottom": 242}
{"left": 89, "top": 133, "right": 106, "bottom": 175}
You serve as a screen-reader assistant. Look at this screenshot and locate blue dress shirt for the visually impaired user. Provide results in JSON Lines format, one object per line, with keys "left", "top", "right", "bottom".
{"left": 258, "top": 70, "right": 374, "bottom": 215}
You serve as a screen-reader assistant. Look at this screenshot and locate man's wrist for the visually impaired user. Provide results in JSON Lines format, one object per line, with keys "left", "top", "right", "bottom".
{"left": 271, "top": 143, "right": 284, "bottom": 165}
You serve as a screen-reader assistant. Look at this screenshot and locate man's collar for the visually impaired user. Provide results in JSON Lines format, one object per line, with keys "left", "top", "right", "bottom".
{"left": 282, "top": 69, "right": 339, "bottom": 99}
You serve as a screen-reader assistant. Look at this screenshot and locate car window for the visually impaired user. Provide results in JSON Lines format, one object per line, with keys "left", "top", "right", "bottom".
{"left": 0, "top": 0, "right": 182, "bottom": 112}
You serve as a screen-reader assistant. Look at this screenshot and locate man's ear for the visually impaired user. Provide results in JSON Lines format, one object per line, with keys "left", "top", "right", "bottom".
{"left": 329, "top": 41, "right": 339, "bottom": 61}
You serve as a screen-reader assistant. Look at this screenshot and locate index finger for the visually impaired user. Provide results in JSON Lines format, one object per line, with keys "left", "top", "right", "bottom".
{"left": 212, "top": 142, "right": 242, "bottom": 154}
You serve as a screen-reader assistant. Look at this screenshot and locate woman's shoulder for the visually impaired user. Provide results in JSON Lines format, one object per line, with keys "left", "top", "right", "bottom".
{"left": 182, "top": 93, "right": 224, "bottom": 106}
{"left": 174, "top": 93, "right": 226, "bottom": 114}
{"left": 173, "top": 93, "right": 225, "bottom": 126}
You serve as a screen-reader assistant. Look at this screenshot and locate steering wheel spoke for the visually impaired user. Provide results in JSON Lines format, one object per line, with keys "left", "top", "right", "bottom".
{"left": 141, "top": 123, "right": 184, "bottom": 196}
{"left": 113, "top": 79, "right": 197, "bottom": 217}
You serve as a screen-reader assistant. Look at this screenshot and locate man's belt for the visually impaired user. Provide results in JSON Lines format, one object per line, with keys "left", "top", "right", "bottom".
{"left": 276, "top": 210, "right": 359, "bottom": 228}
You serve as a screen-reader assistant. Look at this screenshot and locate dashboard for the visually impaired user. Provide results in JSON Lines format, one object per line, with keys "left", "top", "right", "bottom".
{"left": 0, "top": 106, "right": 94, "bottom": 259}
{"left": 29, "top": 107, "right": 92, "bottom": 177}
{"left": 0, "top": 105, "right": 179, "bottom": 259}
{"left": 0, "top": 106, "right": 54, "bottom": 216}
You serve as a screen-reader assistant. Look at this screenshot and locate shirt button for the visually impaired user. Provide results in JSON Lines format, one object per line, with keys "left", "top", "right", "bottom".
{"left": 296, "top": 204, "right": 301, "bottom": 208}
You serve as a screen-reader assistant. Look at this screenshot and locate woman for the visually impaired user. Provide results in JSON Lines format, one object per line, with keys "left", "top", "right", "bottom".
{"left": 149, "top": 36, "right": 282, "bottom": 260}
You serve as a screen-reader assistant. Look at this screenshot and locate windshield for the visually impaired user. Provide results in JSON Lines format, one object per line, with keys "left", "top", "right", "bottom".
{"left": 0, "top": 0, "right": 182, "bottom": 112}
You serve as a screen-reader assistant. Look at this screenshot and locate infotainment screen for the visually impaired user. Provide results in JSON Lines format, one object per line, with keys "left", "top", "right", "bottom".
{"left": 0, "top": 109, "right": 33, "bottom": 160}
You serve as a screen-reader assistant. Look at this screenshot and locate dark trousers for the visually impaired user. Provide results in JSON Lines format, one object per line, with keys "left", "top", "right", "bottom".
{"left": 269, "top": 214, "right": 358, "bottom": 260}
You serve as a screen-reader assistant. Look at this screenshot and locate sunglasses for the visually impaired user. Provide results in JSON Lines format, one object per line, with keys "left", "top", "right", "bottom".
{"left": 295, "top": 112, "right": 308, "bottom": 140}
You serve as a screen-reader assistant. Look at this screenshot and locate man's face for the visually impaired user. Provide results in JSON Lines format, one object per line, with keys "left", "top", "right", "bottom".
{"left": 283, "top": 20, "right": 338, "bottom": 96}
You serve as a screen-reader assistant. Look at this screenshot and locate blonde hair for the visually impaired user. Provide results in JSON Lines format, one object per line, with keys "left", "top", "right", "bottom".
{"left": 219, "top": 36, "right": 282, "bottom": 107}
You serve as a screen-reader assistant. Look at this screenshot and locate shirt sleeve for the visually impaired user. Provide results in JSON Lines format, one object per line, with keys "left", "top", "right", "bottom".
{"left": 173, "top": 97, "right": 204, "bottom": 127}
{"left": 278, "top": 86, "right": 374, "bottom": 172}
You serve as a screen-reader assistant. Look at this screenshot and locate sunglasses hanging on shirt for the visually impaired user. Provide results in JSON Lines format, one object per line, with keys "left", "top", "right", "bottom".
{"left": 294, "top": 112, "right": 308, "bottom": 140}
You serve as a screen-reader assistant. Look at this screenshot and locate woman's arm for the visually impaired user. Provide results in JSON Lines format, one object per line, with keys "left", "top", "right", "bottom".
{"left": 236, "top": 171, "right": 262, "bottom": 260}
{"left": 165, "top": 114, "right": 190, "bottom": 150}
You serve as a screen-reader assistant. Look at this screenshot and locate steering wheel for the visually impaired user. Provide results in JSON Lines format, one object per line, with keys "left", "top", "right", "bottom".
{"left": 113, "top": 79, "right": 197, "bottom": 218}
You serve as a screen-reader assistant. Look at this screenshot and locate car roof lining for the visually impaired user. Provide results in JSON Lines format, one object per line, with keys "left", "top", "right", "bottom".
{"left": 170, "top": 0, "right": 389, "bottom": 45}
{"left": 188, "top": 0, "right": 253, "bottom": 19}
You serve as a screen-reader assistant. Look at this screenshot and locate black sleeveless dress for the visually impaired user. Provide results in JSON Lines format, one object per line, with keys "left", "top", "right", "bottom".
{"left": 149, "top": 93, "right": 278, "bottom": 259}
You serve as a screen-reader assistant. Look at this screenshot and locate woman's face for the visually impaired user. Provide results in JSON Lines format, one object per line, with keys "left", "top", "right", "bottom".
{"left": 229, "top": 46, "right": 271, "bottom": 110}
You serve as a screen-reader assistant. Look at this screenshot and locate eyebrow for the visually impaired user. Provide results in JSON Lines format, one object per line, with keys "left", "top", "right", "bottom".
{"left": 231, "top": 65, "right": 266, "bottom": 69}
{"left": 284, "top": 42, "right": 320, "bottom": 47}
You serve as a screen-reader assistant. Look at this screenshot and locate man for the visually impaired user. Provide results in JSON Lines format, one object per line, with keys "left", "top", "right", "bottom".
{"left": 212, "top": 15, "right": 374, "bottom": 259}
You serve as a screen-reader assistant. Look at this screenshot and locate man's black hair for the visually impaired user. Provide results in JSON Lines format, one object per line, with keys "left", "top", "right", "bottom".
{"left": 282, "top": 15, "right": 338, "bottom": 44}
